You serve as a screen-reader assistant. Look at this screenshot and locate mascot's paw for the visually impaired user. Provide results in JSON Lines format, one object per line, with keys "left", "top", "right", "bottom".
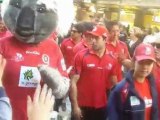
{"left": 38, "top": 65, "right": 70, "bottom": 99}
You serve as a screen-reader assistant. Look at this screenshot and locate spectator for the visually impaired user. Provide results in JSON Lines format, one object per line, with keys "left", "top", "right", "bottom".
{"left": 128, "top": 26, "right": 144, "bottom": 57}
{"left": 0, "top": 55, "right": 12, "bottom": 120}
{"left": 119, "top": 24, "right": 128, "bottom": 43}
{"left": 70, "top": 25, "right": 118, "bottom": 120}
{"left": 73, "top": 21, "right": 95, "bottom": 56}
{"left": 143, "top": 28, "right": 156, "bottom": 44}
{"left": 60, "top": 23, "right": 84, "bottom": 73}
{"left": 106, "top": 20, "right": 131, "bottom": 81}
{"left": 108, "top": 43, "right": 158, "bottom": 120}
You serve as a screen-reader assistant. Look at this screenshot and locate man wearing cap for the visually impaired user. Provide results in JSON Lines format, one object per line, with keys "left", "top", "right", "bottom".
{"left": 73, "top": 22, "right": 95, "bottom": 57}
{"left": 70, "top": 25, "right": 118, "bottom": 120}
{"left": 108, "top": 43, "right": 158, "bottom": 120}
{"left": 106, "top": 21, "right": 131, "bottom": 82}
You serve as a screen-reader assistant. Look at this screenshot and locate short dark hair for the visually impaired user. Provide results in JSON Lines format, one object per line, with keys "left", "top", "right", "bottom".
{"left": 81, "top": 21, "right": 95, "bottom": 32}
{"left": 106, "top": 20, "right": 120, "bottom": 32}
{"left": 72, "top": 23, "right": 85, "bottom": 33}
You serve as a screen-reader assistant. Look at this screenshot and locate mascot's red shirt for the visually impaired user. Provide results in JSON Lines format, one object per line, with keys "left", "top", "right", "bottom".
{"left": 0, "top": 36, "right": 68, "bottom": 120}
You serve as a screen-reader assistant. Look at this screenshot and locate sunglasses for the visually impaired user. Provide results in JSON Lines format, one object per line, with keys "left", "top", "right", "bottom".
{"left": 71, "top": 30, "right": 79, "bottom": 33}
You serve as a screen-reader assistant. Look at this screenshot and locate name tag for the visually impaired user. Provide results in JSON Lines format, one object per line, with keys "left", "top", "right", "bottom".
{"left": 130, "top": 96, "right": 140, "bottom": 106}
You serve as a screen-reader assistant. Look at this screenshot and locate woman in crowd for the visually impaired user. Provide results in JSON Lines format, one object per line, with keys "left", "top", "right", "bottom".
{"left": 108, "top": 43, "right": 158, "bottom": 120}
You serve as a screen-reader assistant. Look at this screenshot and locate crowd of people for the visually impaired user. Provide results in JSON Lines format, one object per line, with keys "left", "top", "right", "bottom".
{"left": 60, "top": 20, "right": 160, "bottom": 120}
{"left": 0, "top": 13, "right": 160, "bottom": 120}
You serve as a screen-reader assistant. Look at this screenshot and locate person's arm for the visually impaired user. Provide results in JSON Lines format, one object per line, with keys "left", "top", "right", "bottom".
{"left": 70, "top": 74, "right": 80, "bottom": 109}
{"left": 69, "top": 51, "right": 84, "bottom": 120}
{"left": 27, "top": 84, "right": 54, "bottom": 120}
{"left": 0, "top": 87, "right": 12, "bottom": 120}
{"left": 118, "top": 43, "right": 132, "bottom": 69}
{"left": 107, "top": 89, "right": 120, "bottom": 120}
{"left": 110, "top": 75, "right": 118, "bottom": 87}
{"left": 69, "top": 74, "right": 82, "bottom": 120}
{"left": 121, "top": 59, "right": 132, "bottom": 69}
{"left": 0, "top": 54, "right": 12, "bottom": 120}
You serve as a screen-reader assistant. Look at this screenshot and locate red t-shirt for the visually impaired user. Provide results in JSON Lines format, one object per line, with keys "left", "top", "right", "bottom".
{"left": 0, "top": 36, "right": 68, "bottom": 120}
{"left": 73, "top": 49, "right": 117, "bottom": 108}
{"left": 106, "top": 40, "right": 130, "bottom": 81}
{"left": 134, "top": 79, "right": 152, "bottom": 120}
{"left": 60, "top": 38, "right": 82, "bottom": 69}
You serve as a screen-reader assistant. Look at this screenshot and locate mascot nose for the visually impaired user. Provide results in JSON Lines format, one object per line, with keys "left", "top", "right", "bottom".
{"left": 17, "top": 7, "right": 35, "bottom": 30}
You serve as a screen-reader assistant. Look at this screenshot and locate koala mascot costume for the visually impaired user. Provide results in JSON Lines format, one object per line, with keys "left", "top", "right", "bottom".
{"left": 0, "top": 0, "right": 74, "bottom": 120}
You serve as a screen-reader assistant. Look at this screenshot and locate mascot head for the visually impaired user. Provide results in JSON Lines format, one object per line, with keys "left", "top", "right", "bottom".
{"left": 1, "top": 0, "right": 74, "bottom": 44}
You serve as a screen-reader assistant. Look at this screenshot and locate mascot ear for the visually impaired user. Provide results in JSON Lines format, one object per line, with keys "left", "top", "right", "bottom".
{"left": 56, "top": 0, "right": 74, "bottom": 36}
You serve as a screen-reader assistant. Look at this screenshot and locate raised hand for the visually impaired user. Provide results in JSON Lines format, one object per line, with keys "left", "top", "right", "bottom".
{"left": 0, "top": 54, "right": 6, "bottom": 87}
{"left": 27, "top": 84, "right": 54, "bottom": 120}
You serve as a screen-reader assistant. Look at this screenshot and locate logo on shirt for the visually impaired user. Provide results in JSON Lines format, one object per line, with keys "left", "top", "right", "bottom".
{"left": 19, "top": 66, "right": 41, "bottom": 87}
{"left": 67, "top": 46, "right": 72, "bottom": 49}
{"left": 24, "top": 70, "right": 33, "bottom": 80}
{"left": 42, "top": 54, "right": 50, "bottom": 65}
{"left": 144, "top": 97, "right": 152, "bottom": 108}
{"left": 26, "top": 50, "right": 40, "bottom": 55}
{"left": 87, "top": 64, "right": 95, "bottom": 68}
{"left": 106, "top": 63, "right": 112, "bottom": 70}
{"left": 12, "top": 53, "right": 24, "bottom": 62}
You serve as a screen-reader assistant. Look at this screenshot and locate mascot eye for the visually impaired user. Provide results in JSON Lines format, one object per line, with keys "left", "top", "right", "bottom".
{"left": 37, "top": 4, "right": 47, "bottom": 13}
{"left": 9, "top": 0, "right": 21, "bottom": 8}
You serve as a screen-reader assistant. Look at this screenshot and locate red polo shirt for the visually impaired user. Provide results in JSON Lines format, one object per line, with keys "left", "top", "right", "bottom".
{"left": 0, "top": 36, "right": 68, "bottom": 120}
{"left": 106, "top": 40, "right": 130, "bottom": 81}
{"left": 60, "top": 38, "right": 82, "bottom": 69}
{"left": 73, "top": 48, "right": 117, "bottom": 108}
{"left": 73, "top": 40, "right": 88, "bottom": 56}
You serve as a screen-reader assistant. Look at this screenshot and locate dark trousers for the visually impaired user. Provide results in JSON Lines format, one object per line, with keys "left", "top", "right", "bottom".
{"left": 72, "top": 106, "right": 107, "bottom": 120}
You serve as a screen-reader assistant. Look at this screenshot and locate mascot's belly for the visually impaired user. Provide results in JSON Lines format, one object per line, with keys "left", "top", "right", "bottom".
{"left": 0, "top": 36, "right": 68, "bottom": 120}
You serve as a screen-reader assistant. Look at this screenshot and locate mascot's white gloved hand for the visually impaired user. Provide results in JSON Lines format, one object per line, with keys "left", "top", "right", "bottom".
{"left": 38, "top": 65, "right": 70, "bottom": 99}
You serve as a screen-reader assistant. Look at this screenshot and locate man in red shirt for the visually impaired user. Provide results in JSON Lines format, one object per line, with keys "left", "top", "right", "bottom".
{"left": 70, "top": 26, "right": 117, "bottom": 120}
{"left": 106, "top": 21, "right": 131, "bottom": 82}
{"left": 73, "top": 22, "right": 95, "bottom": 56}
{"left": 60, "top": 23, "right": 84, "bottom": 73}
